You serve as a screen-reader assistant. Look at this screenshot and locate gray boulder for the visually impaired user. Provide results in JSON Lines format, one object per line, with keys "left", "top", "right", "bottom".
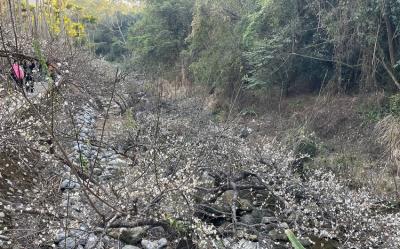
{"left": 141, "top": 238, "right": 168, "bottom": 249}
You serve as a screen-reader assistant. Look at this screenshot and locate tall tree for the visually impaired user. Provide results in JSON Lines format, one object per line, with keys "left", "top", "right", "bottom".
{"left": 127, "top": 0, "right": 194, "bottom": 78}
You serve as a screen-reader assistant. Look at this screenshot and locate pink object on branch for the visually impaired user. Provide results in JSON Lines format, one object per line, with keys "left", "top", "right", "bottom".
{"left": 12, "top": 63, "right": 24, "bottom": 80}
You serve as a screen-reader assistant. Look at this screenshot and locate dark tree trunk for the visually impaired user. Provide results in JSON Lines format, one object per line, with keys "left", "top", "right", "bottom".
{"left": 384, "top": 0, "right": 396, "bottom": 66}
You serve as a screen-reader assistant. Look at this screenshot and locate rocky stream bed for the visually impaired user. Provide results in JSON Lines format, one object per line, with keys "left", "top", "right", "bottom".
{"left": 2, "top": 88, "right": 400, "bottom": 249}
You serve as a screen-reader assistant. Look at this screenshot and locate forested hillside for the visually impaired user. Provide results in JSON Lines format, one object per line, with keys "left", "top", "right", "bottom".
{"left": 93, "top": 0, "right": 400, "bottom": 94}
{"left": 1, "top": 0, "right": 400, "bottom": 249}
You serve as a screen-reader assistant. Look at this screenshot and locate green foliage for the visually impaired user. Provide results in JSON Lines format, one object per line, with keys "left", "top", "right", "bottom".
{"left": 359, "top": 94, "right": 400, "bottom": 123}
{"left": 186, "top": 0, "right": 253, "bottom": 90}
{"left": 358, "top": 102, "right": 388, "bottom": 123}
{"left": 33, "top": 41, "right": 48, "bottom": 76}
{"left": 127, "top": 0, "right": 194, "bottom": 77}
{"left": 91, "top": 12, "right": 139, "bottom": 61}
{"left": 41, "top": 0, "right": 87, "bottom": 38}
{"left": 79, "top": 154, "right": 89, "bottom": 173}
{"left": 357, "top": 95, "right": 400, "bottom": 123}
{"left": 212, "top": 107, "right": 228, "bottom": 123}
{"left": 389, "top": 94, "right": 400, "bottom": 116}
{"left": 335, "top": 154, "right": 361, "bottom": 169}
{"left": 166, "top": 216, "right": 188, "bottom": 233}
{"left": 362, "top": 108, "right": 386, "bottom": 123}
{"left": 309, "top": 152, "right": 368, "bottom": 189}
{"left": 287, "top": 127, "right": 318, "bottom": 159}
{"left": 86, "top": 0, "right": 400, "bottom": 96}
{"left": 123, "top": 109, "right": 138, "bottom": 130}
{"left": 285, "top": 229, "right": 306, "bottom": 249}
{"left": 243, "top": 0, "right": 332, "bottom": 93}
{"left": 82, "top": 15, "right": 97, "bottom": 24}
{"left": 295, "top": 139, "right": 317, "bottom": 158}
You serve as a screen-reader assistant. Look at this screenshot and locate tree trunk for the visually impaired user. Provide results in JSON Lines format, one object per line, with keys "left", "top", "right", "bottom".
{"left": 383, "top": 0, "right": 396, "bottom": 66}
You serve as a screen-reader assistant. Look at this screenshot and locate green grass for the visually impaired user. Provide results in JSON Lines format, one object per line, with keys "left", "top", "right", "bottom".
{"left": 285, "top": 229, "right": 306, "bottom": 249}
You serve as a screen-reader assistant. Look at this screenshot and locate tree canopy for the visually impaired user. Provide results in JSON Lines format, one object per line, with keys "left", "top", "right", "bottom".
{"left": 87, "top": 0, "right": 400, "bottom": 96}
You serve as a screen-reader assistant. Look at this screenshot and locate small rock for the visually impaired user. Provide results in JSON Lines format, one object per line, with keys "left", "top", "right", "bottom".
{"left": 54, "top": 233, "right": 66, "bottom": 243}
{"left": 72, "top": 228, "right": 87, "bottom": 245}
{"left": 239, "top": 127, "right": 252, "bottom": 138}
{"left": 63, "top": 237, "right": 78, "bottom": 249}
{"left": 93, "top": 168, "right": 103, "bottom": 176}
{"left": 158, "top": 238, "right": 168, "bottom": 248}
{"left": 122, "top": 246, "right": 141, "bottom": 249}
{"left": 0, "top": 212, "right": 5, "bottom": 218}
{"left": 278, "top": 222, "right": 289, "bottom": 229}
{"left": 250, "top": 235, "right": 259, "bottom": 242}
{"left": 110, "top": 157, "right": 128, "bottom": 166}
{"left": 102, "top": 235, "right": 119, "bottom": 248}
{"left": 84, "top": 234, "right": 98, "bottom": 249}
{"left": 80, "top": 127, "right": 90, "bottom": 135}
{"left": 100, "top": 172, "right": 113, "bottom": 181}
{"left": 235, "top": 239, "right": 259, "bottom": 249}
{"left": 141, "top": 238, "right": 168, "bottom": 249}
{"left": 141, "top": 240, "right": 157, "bottom": 249}
{"left": 60, "top": 179, "right": 80, "bottom": 191}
